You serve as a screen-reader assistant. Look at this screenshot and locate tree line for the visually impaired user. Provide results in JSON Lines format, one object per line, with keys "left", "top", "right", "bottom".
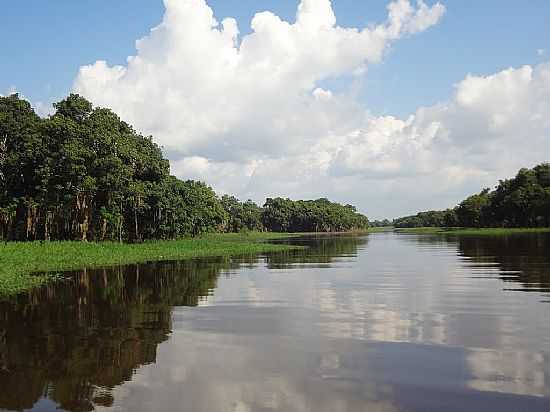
{"left": 0, "top": 94, "right": 369, "bottom": 241}
{"left": 370, "top": 219, "right": 392, "bottom": 227}
{"left": 393, "top": 163, "right": 550, "bottom": 228}
{"left": 262, "top": 197, "right": 369, "bottom": 233}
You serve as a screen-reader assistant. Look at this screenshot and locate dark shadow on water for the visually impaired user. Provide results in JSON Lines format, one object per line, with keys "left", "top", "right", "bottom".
{"left": 2, "top": 234, "right": 550, "bottom": 411}
{"left": 0, "top": 236, "right": 366, "bottom": 411}
{"left": 456, "top": 234, "right": 550, "bottom": 294}
{"left": 266, "top": 234, "right": 369, "bottom": 268}
{"left": 0, "top": 258, "right": 237, "bottom": 411}
{"left": 397, "top": 232, "right": 550, "bottom": 297}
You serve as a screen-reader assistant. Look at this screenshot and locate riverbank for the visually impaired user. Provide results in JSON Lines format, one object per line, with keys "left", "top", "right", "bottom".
{"left": 0, "top": 232, "right": 300, "bottom": 296}
{"left": 367, "top": 227, "right": 395, "bottom": 233}
{"left": 394, "top": 227, "right": 550, "bottom": 236}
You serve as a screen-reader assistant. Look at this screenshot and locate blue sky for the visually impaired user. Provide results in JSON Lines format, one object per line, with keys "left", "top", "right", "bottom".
{"left": 2, "top": 0, "right": 549, "bottom": 117}
{"left": 2, "top": 1, "right": 550, "bottom": 217}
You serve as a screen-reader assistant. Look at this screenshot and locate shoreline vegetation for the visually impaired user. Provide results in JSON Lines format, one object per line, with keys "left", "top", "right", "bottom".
{"left": 0, "top": 232, "right": 301, "bottom": 297}
{"left": 365, "top": 227, "right": 394, "bottom": 233}
{"left": 0, "top": 230, "right": 376, "bottom": 297}
{"left": 2, "top": 94, "right": 549, "bottom": 297}
{"left": 0, "top": 94, "right": 370, "bottom": 295}
{"left": 391, "top": 163, "right": 550, "bottom": 230}
{"left": 1, "top": 226, "right": 548, "bottom": 296}
{"left": 394, "top": 227, "right": 550, "bottom": 236}
{"left": 0, "top": 94, "right": 369, "bottom": 242}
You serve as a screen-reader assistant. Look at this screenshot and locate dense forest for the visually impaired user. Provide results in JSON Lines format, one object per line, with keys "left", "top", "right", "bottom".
{"left": 0, "top": 94, "right": 369, "bottom": 241}
{"left": 262, "top": 197, "right": 369, "bottom": 233}
{"left": 370, "top": 219, "right": 392, "bottom": 227}
{"left": 394, "top": 163, "right": 550, "bottom": 228}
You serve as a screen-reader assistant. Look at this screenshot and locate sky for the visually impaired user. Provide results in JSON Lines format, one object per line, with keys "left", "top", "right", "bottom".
{"left": 2, "top": 0, "right": 550, "bottom": 219}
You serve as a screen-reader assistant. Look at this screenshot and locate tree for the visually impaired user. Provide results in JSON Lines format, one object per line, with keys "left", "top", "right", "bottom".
{"left": 0, "top": 95, "right": 227, "bottom": 241}
{"left": 455, "top": 189, "right": 490, "bottom": 228}
{"left": 0, "top": 94, "right": 45, "bottom": 240}
{"left": 1, "top": 94, "right": 369, "bottom": 241}
{"left": 393, "top": 163, "right": 550, "bottom": 229}
{"left": 261, "top": 197, "right": 369, "bottom": 233}
{"left": 221, "top": 195, "right": 264, "bottom": 232}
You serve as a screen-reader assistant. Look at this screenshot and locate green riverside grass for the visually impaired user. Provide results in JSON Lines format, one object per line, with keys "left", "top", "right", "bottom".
{"left": 394, "top": 227, "right": 550, "bottom": 236}
{"left": 367, "top": 227, "right": 395, "bottom": 233}
{"left": 0, "top": 232, "right": 300, "bottom": 297}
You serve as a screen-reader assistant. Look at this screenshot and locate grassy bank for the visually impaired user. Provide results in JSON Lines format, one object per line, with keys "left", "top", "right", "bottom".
{"left": 0, "top": 232, "right": 299, "bottom": 296}
{"left": 394, "top": 227, "right": 550, "bottom": 236}
{"left": 367, "top": 227, "right": 395, "bottom": 233}
{"left": 201, "top": 232, "right": 300, "bottom": 241}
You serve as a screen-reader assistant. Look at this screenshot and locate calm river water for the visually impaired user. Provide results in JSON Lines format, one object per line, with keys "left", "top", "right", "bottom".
{"left": 1, "top": 232, "right": 550, "bottom": 411}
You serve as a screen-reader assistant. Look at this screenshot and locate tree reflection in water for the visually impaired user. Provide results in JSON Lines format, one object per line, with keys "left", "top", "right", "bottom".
{"left": 399, "top": 232, "right": 550, "bottom": 297}
{"left": 456, "top": 234, "right": 550, "bottom": 294}
{"left": 0, "top": 237, "right": 367, "bottom": 411}
{"left": 0, "top": 257, "right": 241, "bottom": 411}
{"left": 9, "top": 234, "right": 550, "bottom": 411}
{"left": 266, "top": 234, "right": 369, "bottom": 269}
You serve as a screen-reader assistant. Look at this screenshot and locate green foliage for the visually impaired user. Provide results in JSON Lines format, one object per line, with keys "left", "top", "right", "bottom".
{"left": 486, "top": 165, "right": 550, "bottom": 227}
{"left": 0, "top": 94, "right": 224, "bottom": 241}
{"left": 455, "top": 189, "right": 491, "bottom": 228}
{"left": 1, "top": 94, "right": 368, "bottom": 242}
{"left": 394, "top": 163, "right": 550, "bottom": 229}
{"left": 393, "top": 210, "right": 450, "bottom": 228}
{"left": 370, "top": 219, "right": 392, "bottom": 227}
{"left": 0, "top": 234, "right": 299, "bottom": 296}
{"left": 367, "top": 226, "right": 394, "bottom": 233}
{"left": 395, "top": 227, "right": 550, "bottom": 236}
{"left": 261, "top": 197, "right": 369, "bottom": 233}
{"left": 443, "top": 208, "right": 459, "bottom": 227}
{"left": 221, "top": 195, "right": 264, "bottom": 232}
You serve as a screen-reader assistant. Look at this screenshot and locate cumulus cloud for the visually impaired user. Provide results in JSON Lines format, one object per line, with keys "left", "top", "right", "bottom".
{"left": 330, "top": 63, "right": 550, "bottom": 215}
{"left": 73, "top": 0, "right": 550, "bottom": 218}
{"left": 334, "top": 65, "right": 550, "bottom": 176}
{"left": 75, "top": 0, "right": 444, "bottom": 159}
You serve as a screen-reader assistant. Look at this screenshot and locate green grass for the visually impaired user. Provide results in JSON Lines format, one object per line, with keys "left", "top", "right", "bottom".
{"left": 394, "top": 227, "right": 448, "bottom": 233}
{"left": 367, "top": 227, "right": 395, "bottom": 233}
{"left": 0, "top": 232, "right": 299, "bottom": 297}
{"left": 394, "top": 227, "right": 550, "bottom": 236}
{"left": 201, "top": 231, "right": 301, "bottom": 241}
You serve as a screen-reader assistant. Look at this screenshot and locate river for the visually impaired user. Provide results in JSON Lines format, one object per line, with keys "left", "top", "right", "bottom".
{"left": 1, "top": 232, "right": 550, "bottom": 411}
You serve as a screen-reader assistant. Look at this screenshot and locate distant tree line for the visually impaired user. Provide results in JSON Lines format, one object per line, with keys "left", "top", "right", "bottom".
{"left": 0, "top": 94, "right": 369, "bottom": 241}
{"left": 393, "top": 163, "right": 550, "bottom": 228}
{"left": 220, "top": 195, "right": 264, "bottom": 233}
{"left": 261, "top": 197, "right": 369, "bottom": 233}
{"left": 370, "top": 219, "right": 392, "bottom": 227}
{"left": 393, "top": 210, "right": 454, "bottom": 228}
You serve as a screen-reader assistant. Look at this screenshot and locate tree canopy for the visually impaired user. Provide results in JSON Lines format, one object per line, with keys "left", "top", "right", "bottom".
{"left": 394, "top": 164, "right": 550, "bottom": 228}
{"left": 0, "top": 94, "right": 369, "bottom": 241}
{"left": 262, "top": 197, "right": 369, "bottom": 233}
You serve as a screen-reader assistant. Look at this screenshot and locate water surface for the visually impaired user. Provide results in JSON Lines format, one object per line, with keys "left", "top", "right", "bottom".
{"left": 2, "top": 233, "right": 550, "bottom": 411}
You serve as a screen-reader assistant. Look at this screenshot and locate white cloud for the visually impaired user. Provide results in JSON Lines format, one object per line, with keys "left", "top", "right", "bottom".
{"left": 537, "top": 49, "right": 545, "bottom": 57}
{"left": 72, "top": 0, "right": 550, "bottom": 218}
{"left": 177, "top": 62, "right": 550, "bottom": 218}
{"left": 74, "top": 0, "right": 444, "bottom": 161}
{"left": 325, "top": 64, "right": 550, "bottom": 213}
